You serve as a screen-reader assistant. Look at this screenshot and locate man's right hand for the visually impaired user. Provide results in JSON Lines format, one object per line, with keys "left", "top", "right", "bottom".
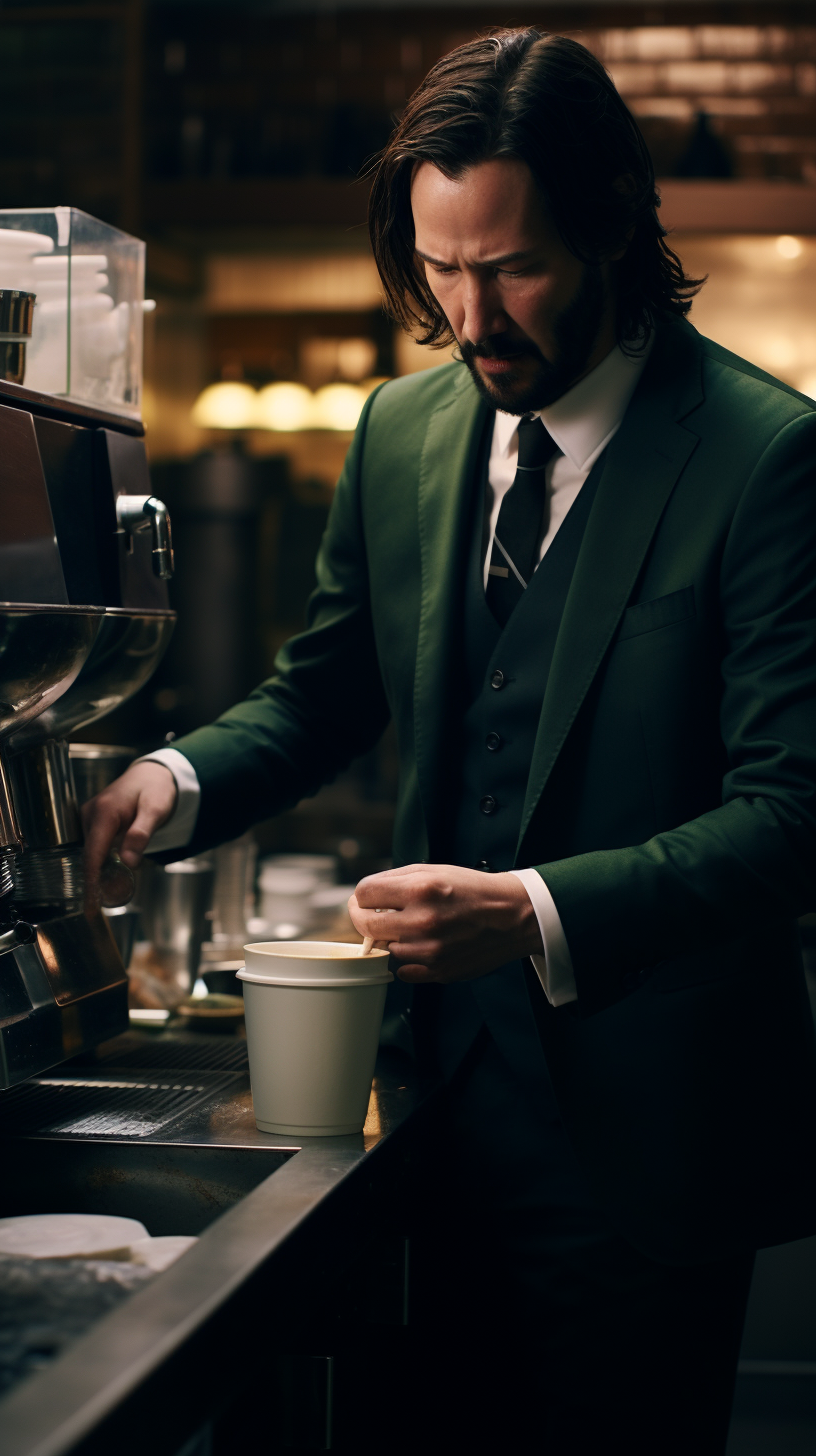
{"left": 82, "top": 761, "right": 178, "bottom": 902}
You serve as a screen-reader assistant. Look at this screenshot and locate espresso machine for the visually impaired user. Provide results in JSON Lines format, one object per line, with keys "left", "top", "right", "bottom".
{"left": 0, "top": 207, "right": 175, "bottom": 1087}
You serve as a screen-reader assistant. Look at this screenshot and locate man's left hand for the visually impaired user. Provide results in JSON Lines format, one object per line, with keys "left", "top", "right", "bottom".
{"left": 348, "top": 863, "right": 543, "bottom": 983}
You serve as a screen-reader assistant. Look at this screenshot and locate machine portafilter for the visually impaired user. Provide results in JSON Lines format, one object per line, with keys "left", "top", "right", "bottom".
{"left": 7, "top": 608, "right": 175, "bottom": 913}
{"left": 0, "top": 604, "right": 101, "bottom": 869}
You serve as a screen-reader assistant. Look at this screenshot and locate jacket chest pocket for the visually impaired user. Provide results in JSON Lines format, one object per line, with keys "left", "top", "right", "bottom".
{"left": 616, "top": 585, "right": 695, "bottom": 643}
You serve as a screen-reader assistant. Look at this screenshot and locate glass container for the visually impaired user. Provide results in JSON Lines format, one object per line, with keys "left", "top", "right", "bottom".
{"left": 0, "top": 206, "right": 145, "bottom": 417}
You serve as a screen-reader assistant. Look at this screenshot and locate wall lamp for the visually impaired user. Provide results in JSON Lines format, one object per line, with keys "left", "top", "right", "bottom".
{"left": 190, "top": 379, "right": 388, "bottom": 432}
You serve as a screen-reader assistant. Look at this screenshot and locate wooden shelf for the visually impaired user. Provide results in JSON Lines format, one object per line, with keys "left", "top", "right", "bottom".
{"left": 144, "top": 176, "right": 816, "bottom": 236}
{"left": 144, "top": 178, "right": 371, "bottom": 230}
{"left": 657, "top": 180, "right": 816, "bottom": 233}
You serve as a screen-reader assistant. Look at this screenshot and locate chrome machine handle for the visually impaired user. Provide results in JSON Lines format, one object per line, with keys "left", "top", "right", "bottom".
{"left": 115, "top": 494, "right": 175, "bottom": 580}
{"left": 0, "top": 921, "right": 35, "bottom": 958}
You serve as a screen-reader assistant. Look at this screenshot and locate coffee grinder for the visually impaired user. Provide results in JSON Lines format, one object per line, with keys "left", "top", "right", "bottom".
{"left": 0, "top": 207, "right": 175, "bottom": 1087}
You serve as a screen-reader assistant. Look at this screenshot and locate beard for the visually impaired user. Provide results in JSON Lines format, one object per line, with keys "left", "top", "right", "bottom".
{"left": 459, "top": 266, "right": 607, "bottom": 415}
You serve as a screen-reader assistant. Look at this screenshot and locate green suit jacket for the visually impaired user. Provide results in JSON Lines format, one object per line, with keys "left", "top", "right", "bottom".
{"left": 174, "top": 315, "right": 816, "bottom": 1262}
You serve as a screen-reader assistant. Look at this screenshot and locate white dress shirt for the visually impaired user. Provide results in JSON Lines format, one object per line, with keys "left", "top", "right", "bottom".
{"left": 143, "top": 337, "right": 652, "bottom": 1007}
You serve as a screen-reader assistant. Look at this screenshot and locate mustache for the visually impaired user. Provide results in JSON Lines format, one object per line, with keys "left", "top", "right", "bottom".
{"left": 460, "top": 335, "right": 547, "bottom": 365}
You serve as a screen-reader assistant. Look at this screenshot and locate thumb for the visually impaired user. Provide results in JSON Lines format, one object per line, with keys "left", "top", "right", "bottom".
{"left": 83, "top": 798, "right": 127, "bottom": 888}
{"left": 347, "top": 892, "right": 364, "bottom": 934}
{"left": 118, "top": 800, "right": 166, "bottom": 868}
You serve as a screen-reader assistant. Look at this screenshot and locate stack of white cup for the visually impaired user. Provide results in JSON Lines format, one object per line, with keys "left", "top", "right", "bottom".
{"left": 256, "top": 865, "right": 321, "bottom": 939}
{"left": 0, "top": 227, "right": 53, "bottom": 292}
{"left": 27, "top": 252, "right": 129, "bottom": 397}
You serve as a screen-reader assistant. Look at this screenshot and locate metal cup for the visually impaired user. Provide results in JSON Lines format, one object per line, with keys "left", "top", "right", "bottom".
{"left": 69, "top": 743, "right": 138, "bottom": 804}
{"left": 103, "top": 902, "right": 139, "bottom": 970}
{"left": 0, "top": 289, "right": 35, "bottom": 385}
{"left": 140, "top": 857, "right": 215, "bottom": 1001}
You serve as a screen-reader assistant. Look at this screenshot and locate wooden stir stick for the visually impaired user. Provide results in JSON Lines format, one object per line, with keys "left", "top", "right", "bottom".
{"left": 361, "top": 907, "right": 392, "bottom": 956}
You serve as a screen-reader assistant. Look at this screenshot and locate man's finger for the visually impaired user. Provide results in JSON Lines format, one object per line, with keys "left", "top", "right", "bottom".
{"left": 386, "top": 937, "right": 445, "bottom": 964}
{"left": 347, "top": 896, "right": 406, "bottom": 942}
{"left": 83, "top": 800, "right": 124, "bottom": 881}
{"left": 347, "top": 893, "right": 396, "bottom": 934}
{"left": 119, "top": 800, "right": 170, "bottom": 868}
{"left": 393, "top": 963, "right": 437, "bottom": 984}
{"left": 359, "top": 863, "right": 429, "bottom": 881}
{"left": 354, "top": 870, "right": 428, "bottom": 908}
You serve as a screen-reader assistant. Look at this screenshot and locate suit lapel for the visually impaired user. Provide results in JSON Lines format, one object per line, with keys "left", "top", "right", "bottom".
{"left": 414, "top": 371, "right": 490, "bottom": 848}
{"left": 517, "top": 320, "right": 705, "bottom": 856}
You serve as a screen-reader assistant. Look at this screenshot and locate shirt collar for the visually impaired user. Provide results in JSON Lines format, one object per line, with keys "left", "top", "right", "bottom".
{"left": 492, "top": 334, "right": 654, "bottom": 473}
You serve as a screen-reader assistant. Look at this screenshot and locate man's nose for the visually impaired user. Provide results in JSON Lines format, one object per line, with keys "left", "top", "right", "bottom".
{"left": 460, "top": 277, "right": 507, "bottom": 348}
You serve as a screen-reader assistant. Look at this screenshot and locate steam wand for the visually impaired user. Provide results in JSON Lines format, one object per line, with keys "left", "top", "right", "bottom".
{"left": 115, "top": 495, "right": 175, "bottom": 580}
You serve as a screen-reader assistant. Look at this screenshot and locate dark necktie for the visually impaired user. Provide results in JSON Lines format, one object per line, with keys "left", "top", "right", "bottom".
{"left": 485, "top": 416, "right": 559, "bottom": 627}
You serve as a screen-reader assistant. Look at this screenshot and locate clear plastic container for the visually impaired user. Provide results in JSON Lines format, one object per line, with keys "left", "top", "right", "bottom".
{"left": 0, "top": 207, "right": 145, "bottom": 417}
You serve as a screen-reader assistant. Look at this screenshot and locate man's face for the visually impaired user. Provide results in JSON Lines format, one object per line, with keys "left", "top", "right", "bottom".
{"left": 411, "top": 157, "right": 617, "bottom": 415}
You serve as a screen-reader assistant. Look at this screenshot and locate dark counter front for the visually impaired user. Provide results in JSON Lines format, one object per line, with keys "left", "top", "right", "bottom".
{"left": 0, "top": 1028, "right": 440, "bottom": 1456}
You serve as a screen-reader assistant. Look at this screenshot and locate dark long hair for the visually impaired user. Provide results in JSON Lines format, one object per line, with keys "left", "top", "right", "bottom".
{"left": 368, "top": 29, "right": 703, "bottom": 348}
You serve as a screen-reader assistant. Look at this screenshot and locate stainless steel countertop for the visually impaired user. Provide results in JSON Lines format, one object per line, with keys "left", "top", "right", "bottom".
{"left": 0, "top": 1029, "right": 438, "bottom": 1456}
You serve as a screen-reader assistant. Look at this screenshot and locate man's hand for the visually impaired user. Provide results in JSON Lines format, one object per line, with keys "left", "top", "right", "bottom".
{"left": 348, "top": 863, "right": 543, "bottom": 983}
{"left": 82, "top": 761, "right": 178, "bottom": 903}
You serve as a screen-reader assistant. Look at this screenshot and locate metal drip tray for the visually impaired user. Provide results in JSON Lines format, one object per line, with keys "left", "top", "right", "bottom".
{"left": 79, "top": 1031, "right": 249, "bottom": 1073}
{"left": 0, "top": 1069, "right": 239, "bottom": 1139}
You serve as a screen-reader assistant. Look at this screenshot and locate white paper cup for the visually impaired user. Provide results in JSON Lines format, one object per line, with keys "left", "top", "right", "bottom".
{"left": 237, "top": 942, "right": 392, "bottom": 1136}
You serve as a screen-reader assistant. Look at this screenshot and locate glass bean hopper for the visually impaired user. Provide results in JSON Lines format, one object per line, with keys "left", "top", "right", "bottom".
{"left": 0, "top": 206, "right": 145, "bottom": 418}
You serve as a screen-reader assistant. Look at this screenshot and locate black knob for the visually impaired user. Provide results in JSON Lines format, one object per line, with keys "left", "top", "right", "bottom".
{"left": 485, "top": 732, "right": 502, "bottom": 752}
{"left": 474, "top": 859, "right": 492, "bottom": 872}
{"left": 490, "top": 669, "right": 505, "bottom": 690}
{"left": 479, "top": 795, "right": 497, "bottom": 815}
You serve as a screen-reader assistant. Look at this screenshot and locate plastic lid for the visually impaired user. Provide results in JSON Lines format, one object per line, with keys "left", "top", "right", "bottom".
{"left": 241, "top": 940, "right": 391, "bottom": 987}
{"left": 238, "top": 969, "right": 392, "bottom": 988}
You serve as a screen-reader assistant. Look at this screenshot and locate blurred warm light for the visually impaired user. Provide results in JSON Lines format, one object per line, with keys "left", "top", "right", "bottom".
{"left": 191, "top": 381, "right": 257, "bottom": 429}
{"left": 800, "top": 374, "right": 816, "bottom": 402}
{"left": 681, "top": 234, "right": 816, "bottom": 392}
{"left": 776, "top": 235, "right": 803, "bottom": 260}
{"left": 300, "top": 335, "right": 378, "bottom": 389}
{"left": 255, "top": 382, "right": 314, "bottom": 431}
{"left": 336, "top": 337, "right": 378, "bottom": 381}
{"left": 763, "top": 336, "right": 800, "bottom": 371}
{"left": 311, "top": 383, "right": 367, "bottom": 431}
{"left": 190, "top": 378, "right": 379, "bottom": 432}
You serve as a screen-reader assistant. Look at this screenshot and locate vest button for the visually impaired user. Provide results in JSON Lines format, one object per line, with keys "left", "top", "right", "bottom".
{"left": 474, "top": 859, "right": 492, "bottom": 872}
{"left": 485, "top": 732, "right": 502, "bottom": 752}
{"left": 479, "top": 795, "right": 498, "bottom": 815}
{"left": 490, "top": 669, "right": 505, "bottom": 690}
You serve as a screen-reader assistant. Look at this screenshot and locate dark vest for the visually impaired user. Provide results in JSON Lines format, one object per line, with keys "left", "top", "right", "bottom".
{"left": 430, "top": 434, "right": 607, "bottom": 1086}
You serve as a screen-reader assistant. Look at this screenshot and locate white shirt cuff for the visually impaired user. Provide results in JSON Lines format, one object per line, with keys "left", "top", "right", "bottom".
{"left": 135, "top": 747, "right": 201, "bottom": 853}
{"left": 510, "top": 866, "right": 578, "bottom": 1007}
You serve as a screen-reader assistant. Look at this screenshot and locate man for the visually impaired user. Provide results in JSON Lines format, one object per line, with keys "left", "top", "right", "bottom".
{"left": 86, "top": 30, "right": 816, "bottom": 1454}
